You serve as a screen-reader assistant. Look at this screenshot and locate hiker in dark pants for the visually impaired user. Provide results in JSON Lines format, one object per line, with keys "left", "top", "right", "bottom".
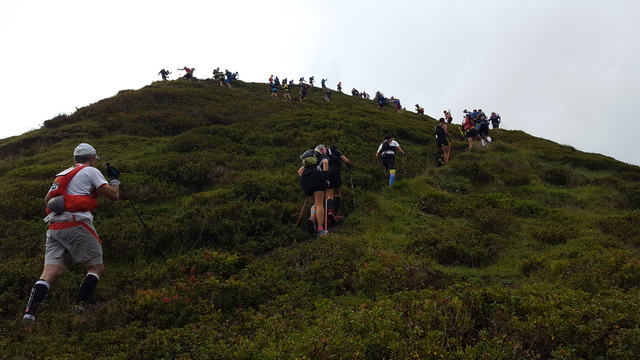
{"left": 490, "top": 112, "right": 501, "bottom": 129}
{"left": 158, "top": 69, "right": 171, "bottom": 80}
{"left": 299, "top": 84, "right": 308, "bottom": 101}
{"left": 23, "top": 143, "right": 121, "bottom": 326}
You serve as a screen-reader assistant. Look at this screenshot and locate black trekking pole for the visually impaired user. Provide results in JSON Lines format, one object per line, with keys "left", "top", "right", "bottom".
{"left": 107, "top": 163, "right": 163, "bottom": 258}
{"left": 348, "top": 168, "right": 356, "bottom": 208}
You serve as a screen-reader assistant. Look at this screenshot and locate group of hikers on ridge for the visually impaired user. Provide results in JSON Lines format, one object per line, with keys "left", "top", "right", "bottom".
{"left": 269, "top": 75, "right": 334, "bottom": 102}
{"left": 157, "top": 67, "right": 239, "bottom": 86}
{"left": 374, "top": 92, "right": 404, "bottom": 114}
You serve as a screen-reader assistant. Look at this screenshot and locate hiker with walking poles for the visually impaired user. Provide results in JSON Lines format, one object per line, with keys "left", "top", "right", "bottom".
{"left": 375, "top": 134, "right": 405, "bottom": 186}
{"left": 22, "top": 143, "right": 121, "bottom": 326}
{"left": 325, "top": 145, "right": 352, "bottom": 225}
{"left": 298, "top": 145, "right": 330, "bottom": 236}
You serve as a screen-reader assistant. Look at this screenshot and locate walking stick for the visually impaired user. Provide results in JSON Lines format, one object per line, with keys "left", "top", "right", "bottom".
{"left": 295, "top": 197, "right": 309, "bottom": 227}
{"left": 348, "top": 168, "right": 356, "bottom": 208}
{"left": 324, "top": 189, "right": 329, "bottom": 231}
{"left": 107, "top": 163, "right": 163, "bottom": 258}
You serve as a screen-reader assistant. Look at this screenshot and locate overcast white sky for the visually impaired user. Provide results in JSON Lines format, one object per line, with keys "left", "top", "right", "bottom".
{"left": 1, "top": 0, "right": 638, "bottom": 166}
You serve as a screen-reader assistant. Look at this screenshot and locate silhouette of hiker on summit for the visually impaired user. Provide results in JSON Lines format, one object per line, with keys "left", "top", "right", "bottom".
{"left": 158, "top": 69, "right": 171, "bottom": 81}
{"left": 444, "top": 110, "right": 453, "bottom": 124}
{"left": 415, "top": 104, "right": 424, "bottom": 115}
{"left": 178, "top": 66, "right": 194, "bottom": 80}
{"left": 337, "top": 82, "right": 342, "bottom": 92}
{"left": 490, "top": 112, "right": 501, "bottom": 129}
{"left": 376, "top": 91, "right": 387, "bottom": 111}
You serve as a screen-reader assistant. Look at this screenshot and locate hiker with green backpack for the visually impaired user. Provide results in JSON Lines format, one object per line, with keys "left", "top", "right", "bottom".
{"left": 298, "top": 145, "right": 331, "bottom": 236}
{"left": 375, "top": 135, "right": 405, "bottom": 186}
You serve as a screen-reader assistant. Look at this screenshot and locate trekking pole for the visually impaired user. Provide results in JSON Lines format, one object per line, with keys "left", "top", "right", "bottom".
{"left": 118, "top": 184, "right": 163, "bottom": 257}
{"left": 107, "top": 164, "right": 162, "bottom": 257}
{"left": 348, "top": 168, "right": 356, "bottom": 208}
{"left": 324, "top": 188, "right": 329, "bottom": 231}
{"left": 294, "top": 197, "right": 309, "bottom": 227}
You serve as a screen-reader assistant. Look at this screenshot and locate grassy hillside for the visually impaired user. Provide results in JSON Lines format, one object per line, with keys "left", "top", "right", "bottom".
{"left": 1, "top": 79, "right": 640, "bottom": 359}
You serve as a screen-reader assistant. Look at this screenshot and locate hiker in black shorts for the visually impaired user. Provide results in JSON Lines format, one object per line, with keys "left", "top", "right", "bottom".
{"left": 375, "top": 134, "right": 404, "bottom": 186}
{"left": 298, "top": 145, "right": 330, "bottom": 236}
{"left": 435, "top": 118, "right": 453, "bottom": 165}
{"left": 462, "top": 115, "right": 482, "bottom": 150}
{"left": 444, "top": 110, "right": 453, "bottom": 124}
{"left": 325, "top": 145, "right": 352, "bottom": 223}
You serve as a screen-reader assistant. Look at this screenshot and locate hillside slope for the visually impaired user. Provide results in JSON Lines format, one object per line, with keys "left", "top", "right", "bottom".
{"left": 2, "top": 79, "right": 640, "bottom": 359}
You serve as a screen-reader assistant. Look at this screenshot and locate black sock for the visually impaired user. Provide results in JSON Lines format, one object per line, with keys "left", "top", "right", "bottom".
{"left": 334, "top": 197, "right": 342, "bottom": 214}
{"left": 74, "top": 273, "right": 100, "bottom": 304}
{"left": 326, "top": 198, "right": 334, "bottom": 213}
{"left": 25, "top": 280, "right": 50, "bottom": 316}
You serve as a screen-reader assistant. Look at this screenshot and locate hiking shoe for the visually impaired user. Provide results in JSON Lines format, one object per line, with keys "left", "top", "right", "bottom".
{"left": 327, "top": 212, "right": 336, "bottom": 227}
{"left": 317, "top": 229, "right": 329, "bottom": 237}
{"left": 71, "top": 304, "right": 85, "bottom": 315}
{"left": 306, "top": 217, "right": 318, "bottom": 234}
{"left": 23, "top": 314, "right": 36, "bottom": 326}
{"left": 333, "top": 214, "right": 344, "bottom": 222}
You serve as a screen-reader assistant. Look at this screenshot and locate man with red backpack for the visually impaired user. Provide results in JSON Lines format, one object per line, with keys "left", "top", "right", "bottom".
{"left": 23, "top": 143, "right": 121, "bottom": 326}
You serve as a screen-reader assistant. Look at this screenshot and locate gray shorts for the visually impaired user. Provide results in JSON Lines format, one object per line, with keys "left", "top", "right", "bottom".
{"left": 45, "top": 221, "right": 103, "bottom": 267}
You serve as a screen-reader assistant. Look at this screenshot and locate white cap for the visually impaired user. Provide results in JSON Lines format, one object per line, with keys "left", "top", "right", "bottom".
{"left": 73, "top": 143, "right": 100, "bottom": 159}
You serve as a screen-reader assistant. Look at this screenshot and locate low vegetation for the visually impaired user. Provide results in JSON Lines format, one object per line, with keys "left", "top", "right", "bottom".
{"left": 1, "top": 79, "right": 639, "bottom": 359}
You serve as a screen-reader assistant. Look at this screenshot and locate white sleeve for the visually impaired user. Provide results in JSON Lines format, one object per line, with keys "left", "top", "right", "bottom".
{"left": 66, "top": 167, "right": 108, "bottom": 195}
{"left": 85, "top": 167, "right": 108, "bottom": 189}
{"left": 376, "top": 143, "right": 383, "bottom": 153}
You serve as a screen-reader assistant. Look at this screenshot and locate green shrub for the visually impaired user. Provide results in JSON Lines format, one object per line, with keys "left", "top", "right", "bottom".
{"left": 409, "top": 221, "right": 505, "bottom": 267}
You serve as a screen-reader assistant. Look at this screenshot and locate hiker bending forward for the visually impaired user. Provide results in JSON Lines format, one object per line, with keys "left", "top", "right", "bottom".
{"left": 23, "top": 143, "right": 121, "bottom": 325}
{"left": 298, "top": 145, "right": 331, "bottom": 236}
{"left": 376, "top": 134, "right": 404, "bottom": 186}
